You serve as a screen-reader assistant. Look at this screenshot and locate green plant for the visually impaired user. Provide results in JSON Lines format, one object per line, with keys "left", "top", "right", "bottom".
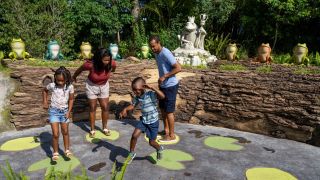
{"left": 111, "top": 158, "right": 130, "bottom": 180}
{"left": 219, "top": 64, "right": 247, "bottom": 71}
{"left": 309, "top": 52, "right": 320, "bottom": 66}
{"left": 205, "top": 33, "right": 231, "bottom": 59}
{"left": 1, "top": 161, "right": 29, "bottom": 180}
{"left": 25, "top": 59, "right": 82, "bottom": 68}
{"left": 273, "top": 54, "right": 291, "bottom": 64}
{"left": 237, "top": 46, "right": 248, "bottom": 60}
{"left": 152, "top": 29, "right": 180, "bottom": 51}
{"left": 256, "top": 65, "right": 272, "bottom": 73}
{"left": 118, "top": 41, "right": 130, "bottom": 58}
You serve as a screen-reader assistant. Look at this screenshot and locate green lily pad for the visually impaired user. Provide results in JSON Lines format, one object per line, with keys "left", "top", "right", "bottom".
{"left": 28, "top": 156, "right": 80, "bottom": 175}
{"left": 85, "top": 130, "right": 120, "bottom": 143}
{"left": 204, "top": 136, "right": 243, "bottom": 151}
{"left": 149, "top": 149, "right": 193, "bottom": 170}
{"left": 0, "top": 137, "right": 40, "bottom": 151}
{"left": 144, "top": 134, "right": 180, "bottom": 145}
{"left": 246, "top": 167, "right": 298, "bottom": 180}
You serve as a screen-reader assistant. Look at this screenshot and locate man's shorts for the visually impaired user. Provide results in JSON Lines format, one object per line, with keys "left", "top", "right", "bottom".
{"left": 136, "top": 120, "right": 159, "bottom": 140}
{"left": 159, "top": 83, "right": 179, "bottom": 113}
{"left": 85, "top": 79, "right": 109, "bottom": 99}
{"left": 48, "top": 107, "right": 69, "bottom": 123}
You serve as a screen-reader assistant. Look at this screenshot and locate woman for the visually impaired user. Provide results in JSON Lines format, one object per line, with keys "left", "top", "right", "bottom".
{"left": 73, "top": 48, "right": 116, "bottom": 137}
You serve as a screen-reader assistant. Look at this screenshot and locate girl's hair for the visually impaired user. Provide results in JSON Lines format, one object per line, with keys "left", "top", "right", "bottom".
{"left": 131, "top": 77, "right": 146, "bottom": 88}
{"left": 93, "top": 48, "right": 112, "bottom": 72}
{"left": 51, "top": 66, "right": 72, "bottom": 89}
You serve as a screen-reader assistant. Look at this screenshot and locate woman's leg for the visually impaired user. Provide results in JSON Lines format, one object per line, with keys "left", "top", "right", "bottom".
{"left": 51, "top": 123, "right": 60, "bottom": 153}
{"left": 98, "top": 98, "right": 109, "bottom": 130}
{"left": 60, "top": 123, "right": 70, "bottom": 151}
{"left": 88, "top": 99, "right": 98, "bottom": 131}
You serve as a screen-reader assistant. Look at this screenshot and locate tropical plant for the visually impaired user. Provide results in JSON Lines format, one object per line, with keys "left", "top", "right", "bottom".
{"left": 205, "top": 33, "right": 231, "bottom": 59}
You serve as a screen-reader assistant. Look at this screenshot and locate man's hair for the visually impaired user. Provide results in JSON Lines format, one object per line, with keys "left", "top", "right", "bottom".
{"left": 131, "top": 77, "right": 146, "bottom": 88}
{"left": 149, "top": 35, "right": 161, "bottom": 43}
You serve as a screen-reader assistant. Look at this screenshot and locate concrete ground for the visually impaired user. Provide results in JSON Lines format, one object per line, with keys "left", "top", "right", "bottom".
{"left": 0, "top": 119, "right": 320, "bottom": 180}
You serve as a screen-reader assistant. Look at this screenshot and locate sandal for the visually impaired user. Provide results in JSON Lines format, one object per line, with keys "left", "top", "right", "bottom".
{"left": 89, "top": 130, "right": 96, "bottom": 138}
{"left": 52, "top": 152, "right": 59, "bottom": 161}
{"left": 103, "top": 129, "right": 111, "bottom": 136}
{"left": 65, "top": 150, "right": 72, "bottom": 158}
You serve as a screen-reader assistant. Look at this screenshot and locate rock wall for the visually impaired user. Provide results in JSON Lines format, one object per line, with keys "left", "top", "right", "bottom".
{"left": 2, "top": 59, "right": 320, "bottom": 146}
{"left": 176, "top": 62, "right": 320, "bottom": 146}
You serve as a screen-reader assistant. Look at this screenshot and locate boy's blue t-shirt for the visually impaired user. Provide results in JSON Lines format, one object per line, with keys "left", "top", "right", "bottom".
{"left": 132, "top": 91, "right": 159, "bottom": 124}
{"left": 155, "top": 47, "right": 179, "bottom": 88}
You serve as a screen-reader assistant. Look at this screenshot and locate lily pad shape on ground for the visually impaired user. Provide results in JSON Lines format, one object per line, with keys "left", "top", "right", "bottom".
{"left": 28, "top": 156, "right": 80, "bottom": 175}
{"left": 149, "top": 149, "right": 193, "bottom": 170}
{"left": 1, "top": 137, "right": 40, "bottom": 151}
{"left": 86, "top": 130, "right": 120, "bottom": 143}
{"left": 204, "top": 136, "right": 243, "bottom": 151}
{"left": 145, "top": 134, "right": 180, "bottom": 145}
{"left": 246, "top": 167, "right": 297, "bottom": 180}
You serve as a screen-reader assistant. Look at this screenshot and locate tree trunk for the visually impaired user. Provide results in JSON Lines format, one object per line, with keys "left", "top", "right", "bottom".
{"left": 131, "top": 0, "right": 140, "bottom": 24}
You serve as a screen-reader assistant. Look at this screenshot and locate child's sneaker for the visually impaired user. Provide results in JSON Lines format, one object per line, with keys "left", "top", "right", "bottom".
{"left": 127, "top": 152, "right": 136, "bottom": 164}
{"left": 157, "top": 146, "right": 164, "bottom": 160}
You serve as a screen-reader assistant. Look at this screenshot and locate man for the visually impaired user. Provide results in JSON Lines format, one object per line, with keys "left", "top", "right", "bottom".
{"left": 149, "top": 35, "right": 181, "bottom": 141}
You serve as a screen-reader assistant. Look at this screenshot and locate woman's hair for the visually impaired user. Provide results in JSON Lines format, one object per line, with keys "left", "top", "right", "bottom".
{"left": 51, "top": 66, "right": 72, "bottom": 89}
{"left": 131, "top": 77, "right": 146, "bottom": 88}
{"left": 92, "top": 48, "right": 112, "bottom": 72}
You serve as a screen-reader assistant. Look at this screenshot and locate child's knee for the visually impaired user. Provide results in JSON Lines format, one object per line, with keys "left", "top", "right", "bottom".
{"left": 61, "top": 130, "right": 69, "bottom": 136}
{"left": 53, "top": 133, "right": 59, "bottom": 139}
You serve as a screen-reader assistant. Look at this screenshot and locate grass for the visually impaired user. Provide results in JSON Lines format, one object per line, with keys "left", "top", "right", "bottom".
{"left": 218, "top": 64, "right": 247, "bottom": 71}
{"left": 25, "top": 59, "right": 83, "bottom": 67}
{"left": 0, "top": 63, "right": 11, "bottom": 73}
{"left": 293, "top": 67, "right": 320, "bottom": 75}
{"left": 182, "top": 64, "right": 208, "bottom": 70}
{"left": 256, "top": 65, "right": 272, "bottom": 73}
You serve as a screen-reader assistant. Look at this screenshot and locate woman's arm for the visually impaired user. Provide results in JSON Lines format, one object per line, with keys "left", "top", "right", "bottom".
{"left": 72, "top": 66, "right": 85, "bottom": 82}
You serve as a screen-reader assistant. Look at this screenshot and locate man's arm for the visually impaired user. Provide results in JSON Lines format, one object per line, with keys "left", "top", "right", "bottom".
{"left": 158, "top": 62, "right": 181, "bottom": 84}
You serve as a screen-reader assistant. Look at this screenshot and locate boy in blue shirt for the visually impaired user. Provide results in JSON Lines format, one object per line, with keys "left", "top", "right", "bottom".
{"left": 120, "top": 77, "right": 165, "bottom": 164}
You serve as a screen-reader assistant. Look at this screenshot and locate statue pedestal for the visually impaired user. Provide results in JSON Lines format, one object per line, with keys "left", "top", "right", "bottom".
{"left": 173, "top": 47, "right": 217, "bottom": 67}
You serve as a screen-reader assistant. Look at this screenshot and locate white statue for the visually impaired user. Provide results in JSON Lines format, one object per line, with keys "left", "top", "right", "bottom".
{"left": 179, "top": 16, "right": 197, "bottom": 49}
{"left": 195, "top": 14, "right": 208, "bottom": 50}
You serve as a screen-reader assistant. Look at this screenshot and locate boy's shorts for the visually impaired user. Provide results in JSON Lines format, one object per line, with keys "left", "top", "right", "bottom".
{"left": 48, "top": 107, "right": 69, "bottom": 123}
{"left": 136, "top": 120, "right": 159, "bottom": 140}
{"left": 159, "top": 83, "right": 179, "bottom": 113}
{"left": 86, "top": 79, "right": 109, "bottom": 99}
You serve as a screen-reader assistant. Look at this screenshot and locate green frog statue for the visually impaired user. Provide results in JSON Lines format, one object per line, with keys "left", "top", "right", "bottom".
{"left": 109, "top": 43, "right": 121, "bottom": 61}
{"left": 78, "top": 42, "right": 93, "bottom": 60}
{"left": 137, "top": 43, "right": 153, "bottom": 60}
{"left": 8, "top": 38, "right": 31, "bottom": 60}
{"left": 289, "top": 43, "right": 309, "bottom": 66}
{"left": 45, "top": 40, "right": 64, "bottom": 61}
{"left": 225, "top": 43, "right": 238, "bottom": 61}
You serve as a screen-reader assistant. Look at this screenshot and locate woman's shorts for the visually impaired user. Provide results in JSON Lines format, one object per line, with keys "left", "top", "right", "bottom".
{"left": 85, "top": 79, "right": 110, "bottom": 99}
